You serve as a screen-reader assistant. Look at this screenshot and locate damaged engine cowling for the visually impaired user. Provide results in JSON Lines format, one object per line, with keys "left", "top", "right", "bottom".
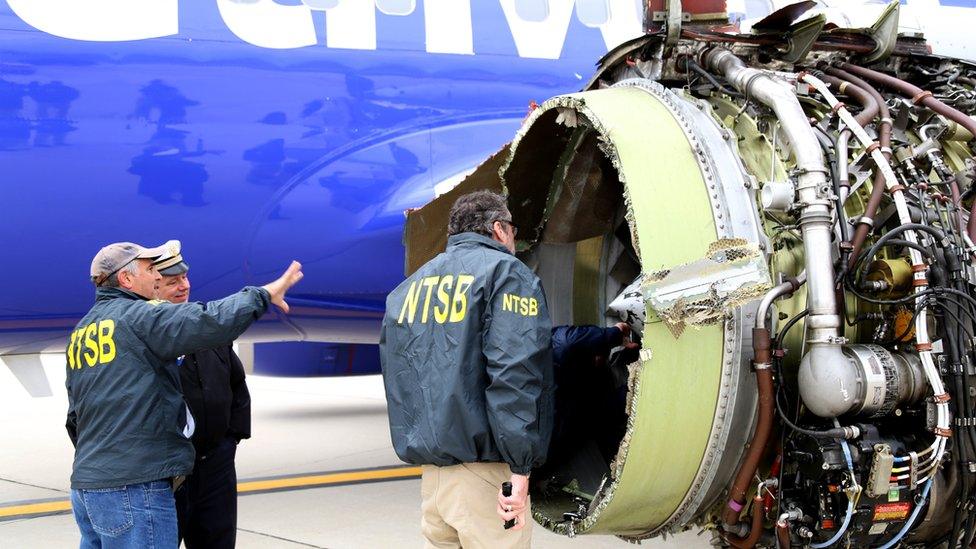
{"left": 402, "top": 14, "right": 976, "bottom": 549}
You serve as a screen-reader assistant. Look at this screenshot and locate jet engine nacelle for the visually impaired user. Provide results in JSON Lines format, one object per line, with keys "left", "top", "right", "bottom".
{"left": 404, "top": 18, "right": 973, "bottom": 547}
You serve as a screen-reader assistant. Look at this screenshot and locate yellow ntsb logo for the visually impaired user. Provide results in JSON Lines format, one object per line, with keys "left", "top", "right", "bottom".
{"left": 398, "top": 274, "right": 474, "bottom": 325}
{"left": 68, "top": 319, "right": 116, "bottom": 370}
{"left": 502, "top": 294, "right": 538, "bottom": 317}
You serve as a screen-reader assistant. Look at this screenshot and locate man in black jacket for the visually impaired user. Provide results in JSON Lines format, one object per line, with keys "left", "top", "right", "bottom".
{"left": 381, "top": 190, "right": 553, "bottom": 548}
{"left": 154, "top": 245, "right": 249, "bottom": 549}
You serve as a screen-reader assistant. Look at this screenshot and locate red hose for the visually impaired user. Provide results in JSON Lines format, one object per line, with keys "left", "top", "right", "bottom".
{"left": 824, "top": 65, "right": 892, "bottom": 268}
{"left": 722, "top": 329, "right": 774, "bottom": 527}
{"left": 726, "top": 496, "right": 765, "bottom": 549}
{"left": 836, "top": 62, "right": 976, "bottom": 244}
{"left": 776, "top": 519, "right": 791, "bottom": 548}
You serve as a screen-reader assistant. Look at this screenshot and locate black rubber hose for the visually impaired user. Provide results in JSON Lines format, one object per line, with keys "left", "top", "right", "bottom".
{"left": 775, "top": 392, "right": 853, "bottom": 439}
{"left": 945, "top": 309, "right": 971, "bottom": 548}
{"left": 851, "top": 224, "right": 947, "bottom": 288}
{"left": 952, "top": 278, "right": 976, "bottom": 548}
{"left": 865, "top": 238, "right": 935, "bottom": 261}
{"left": 774, "top": 309, "right": 809, "bottom": 350}
{"left": 936, "top": 287, "right": 976, "bottom": 312}
{"left": 681, "top": 57, "right": 739, "bottom": 96}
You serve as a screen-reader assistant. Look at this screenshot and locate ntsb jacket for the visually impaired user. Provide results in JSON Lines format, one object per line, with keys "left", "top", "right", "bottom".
{"left": 380, "top": 232, "right": 554, "bottom": 475}
{"left": 65, "top": 286, "right": 269, "bottom": 489}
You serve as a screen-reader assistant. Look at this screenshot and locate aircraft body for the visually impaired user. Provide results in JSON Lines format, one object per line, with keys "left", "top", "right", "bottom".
{"left": 0, "top": 0, "right": 643, "bottom": 387}
{"left": 10, "top": 0, "right": 976, "bottom": 546}
{"left": 3, "top": 1, "right": 976, "bottom": 376}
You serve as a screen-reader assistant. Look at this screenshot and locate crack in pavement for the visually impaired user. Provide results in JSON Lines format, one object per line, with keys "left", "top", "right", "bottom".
{"left": 0, "top": 477, "right": 67, "bottom": 496}
{"left": 237, "top": 527, "right": 328, "bottom": 548}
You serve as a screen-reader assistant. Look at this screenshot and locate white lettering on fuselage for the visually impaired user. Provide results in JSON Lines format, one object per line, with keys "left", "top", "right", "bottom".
{"left": 425, "top": 0, "right": 474, "bottom": 55}
{"left": 7, "top": 0, "right": 177, "bottom": 42}
{"left": 6, "top": 0, "right": 642, "bottom": 59}
{"left": 216, "top": 0, "right": 317, "bottom": 49}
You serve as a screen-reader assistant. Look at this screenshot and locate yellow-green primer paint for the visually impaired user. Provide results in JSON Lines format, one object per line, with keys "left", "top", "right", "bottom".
{"left": 521, "top": 87, "right": 725, "bottom": 535}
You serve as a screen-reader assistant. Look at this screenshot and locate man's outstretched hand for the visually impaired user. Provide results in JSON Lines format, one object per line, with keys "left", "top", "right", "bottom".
{"left": 262, "top": 261, "right": 304, "bottom": 313}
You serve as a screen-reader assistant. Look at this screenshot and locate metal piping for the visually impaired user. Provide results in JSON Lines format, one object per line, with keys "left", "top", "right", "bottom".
{"left": 800, "top": 72, "right": 950, "bottom": 466}
{"left": 703, "top": 48, "right": 848, "bottom": 526}
{"left": 824, "top": 65, "right": 892, "bottom": 267}
{"left": 756, "top": 275, "right": 806, "bottom": 331}
{"left": 702, "top": 48, "right": 847, "bottom": 413}
{"left": 718, "top": 276, "right": 806, "bottom": 529}
{"left": 815, "top": 72, "right": 875, "bottom": 207}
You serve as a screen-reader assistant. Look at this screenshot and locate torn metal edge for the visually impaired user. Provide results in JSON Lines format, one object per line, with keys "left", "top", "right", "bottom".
{"left": 643, "top": 239, "right": 771, "bottom": 337}
{"left": 511, "top": 93, "right": 648, "bottom": 537}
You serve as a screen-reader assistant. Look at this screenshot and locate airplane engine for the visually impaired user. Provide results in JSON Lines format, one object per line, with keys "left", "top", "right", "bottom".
{"left": 403, "top": 19, "right": 976, "bottom": 549}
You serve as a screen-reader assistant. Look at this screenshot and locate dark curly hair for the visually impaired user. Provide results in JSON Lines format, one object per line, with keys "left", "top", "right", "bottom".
{"left": 447, "top": 190, "right": 509, "bottom": 237}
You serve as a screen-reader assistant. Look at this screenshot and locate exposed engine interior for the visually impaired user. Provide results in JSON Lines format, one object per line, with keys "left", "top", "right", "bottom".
{"left": 404, "top": 2, "right": 976, "bottom": 547}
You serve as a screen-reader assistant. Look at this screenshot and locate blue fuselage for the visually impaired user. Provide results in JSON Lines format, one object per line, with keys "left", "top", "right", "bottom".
{"left": 0, "top": 1, "right": 634, "bottom": 354}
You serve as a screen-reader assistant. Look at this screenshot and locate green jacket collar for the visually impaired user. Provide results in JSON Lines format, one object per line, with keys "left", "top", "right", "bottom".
{"left": 95, "top": 287, "right": 150, "bottom": 302}
{"left": 447, "top": 232, "right": 512, "bottom": 255}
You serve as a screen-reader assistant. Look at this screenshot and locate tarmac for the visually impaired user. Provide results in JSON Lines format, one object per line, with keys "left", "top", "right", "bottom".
{"left": 0, "top": 355, "right": 714, "bottom": 548}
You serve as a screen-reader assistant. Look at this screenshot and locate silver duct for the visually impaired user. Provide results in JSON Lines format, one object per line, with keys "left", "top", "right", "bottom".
{"left": 702, "top": 49, "right": 851, "bottom": 417}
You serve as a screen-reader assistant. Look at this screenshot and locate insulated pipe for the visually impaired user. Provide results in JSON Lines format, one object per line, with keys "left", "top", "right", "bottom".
{"left": 776, "top": 520, "right": 791, "bottom": 549}
{"left": 816, "top": 73, "right": 875, "bottom": 205}
{"left": 948, "top": 174, "right": 971, "bottom": 250}
{"left": 721, "top": 277, "right": 804, "bottom": 526}
{"left": 838, "top": 62, "right": 976, "bottom": 140}
{"left": 817, "top": 73, "right": 877, "bottom": 126}
{"left": 702, "top": 47, "right": 846, "bottom": 526}
{"left": 776, "top": 510, "right": 801, "bottom": 549}
{"left": 722, "top": 344, "right": 776, "bottom": 525}
{"left": 721, "top": 327, "right": 775, "bottom": 527}
{"left": 838, "top": 61, "right": 976, "bottom": 246}
{"left": 825, "top": 66, "right": 890, "bottom": 134}
{"left": 969, "top": 197, "right": 976, "bottom": 242}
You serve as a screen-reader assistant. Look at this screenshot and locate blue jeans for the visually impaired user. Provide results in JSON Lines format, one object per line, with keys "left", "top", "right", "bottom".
{"left": 71, "top": 480, "right": 178, "bottom": 549}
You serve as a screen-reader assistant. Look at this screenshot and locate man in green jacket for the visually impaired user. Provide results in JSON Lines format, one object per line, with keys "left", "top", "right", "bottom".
{"left": 66, "top": 240, "right": 302, "bottom": 548}
{"left": 381, "top": 191, "right": 554, "bottom": 548}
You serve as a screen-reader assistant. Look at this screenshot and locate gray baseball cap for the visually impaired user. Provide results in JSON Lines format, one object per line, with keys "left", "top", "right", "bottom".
{"left": 153, "top": 241, "right": 189, "bottom": 276}
{"left": 90, "top": 241, "right": 176, "bottom": 286}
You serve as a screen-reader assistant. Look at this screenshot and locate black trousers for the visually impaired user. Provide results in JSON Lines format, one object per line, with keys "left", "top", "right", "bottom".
{"left": 176, "top": 436, "right": 238, "bottom": 549}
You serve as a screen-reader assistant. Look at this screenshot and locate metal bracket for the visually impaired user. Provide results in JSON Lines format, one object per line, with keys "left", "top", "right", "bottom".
{"left": 777, "top": 14, "right": 826, "bottom": 64}
{"left": 651, "top": 11, "right": 691, "bottom": 23}
{"left": 665, "top": 0, "right": 682, "bottom": 48}
{"left": 863, "top": 1, "right": 901, "bottom": 64}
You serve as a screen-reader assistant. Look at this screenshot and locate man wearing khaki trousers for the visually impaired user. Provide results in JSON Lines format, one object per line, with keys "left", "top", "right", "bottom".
{"left": 380, "top": 191, "right": 554, "bottom": 548}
